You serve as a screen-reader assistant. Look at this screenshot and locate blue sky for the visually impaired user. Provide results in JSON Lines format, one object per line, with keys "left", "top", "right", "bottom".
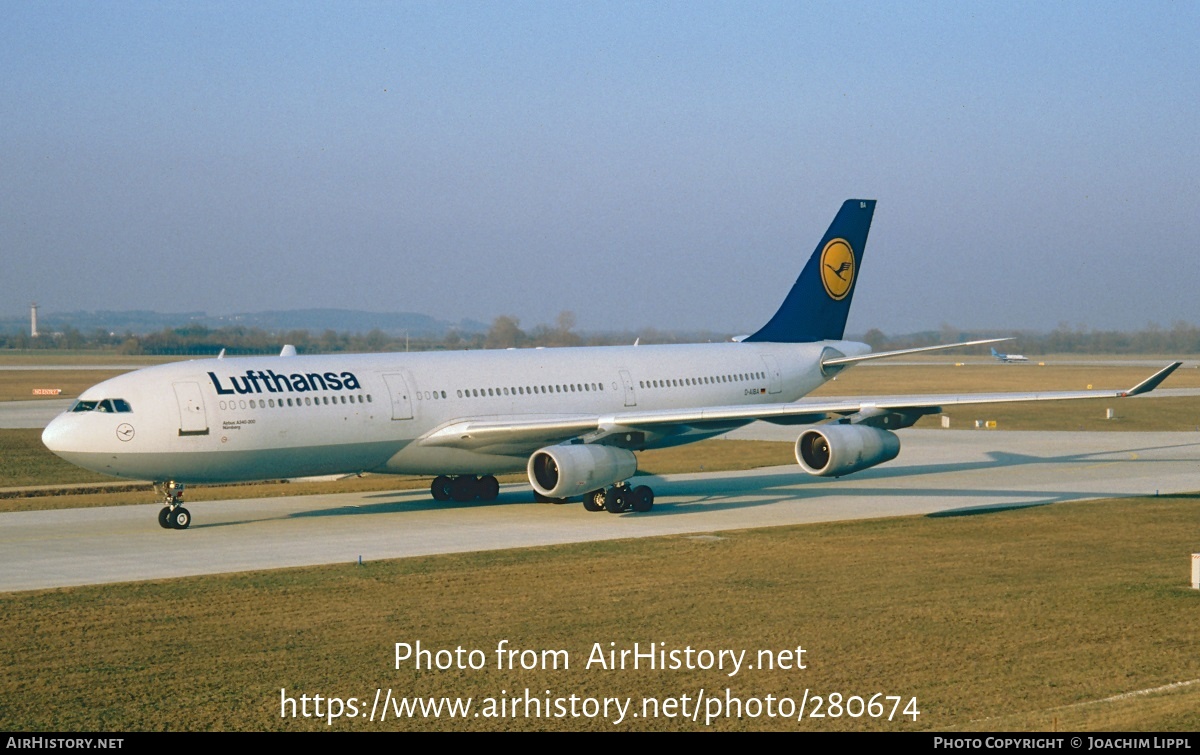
{"left": 3, "top": 1, "right": 1197, "bottom": 335}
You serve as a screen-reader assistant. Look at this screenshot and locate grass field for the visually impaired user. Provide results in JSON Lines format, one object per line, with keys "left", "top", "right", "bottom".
{"left": 0, "top": 369, "right": 131, "bottom": 402}
{"left": 0, "top": 429, "right": 122, "bottom": 488}
{"left": 923, "top": 396, "right": 1200, "bottom": 433}
{"left": 814, "top": 361, "right": 1200, "bottom": 395}
{"left": 0, "top": 352, "right": 180, "bottom": 367}
{"left": 2, "top": 492, "right": 1198, "bottom": 731}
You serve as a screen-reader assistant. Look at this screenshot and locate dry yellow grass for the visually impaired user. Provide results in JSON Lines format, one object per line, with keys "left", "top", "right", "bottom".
{"left": 814, "top": 361, "right": 1200, "bottom": 432}
{"left": 922, "top": 397, "right": 1200, "bottom": 433}
{"left": 813, "top": 362, "right": 1200, "bottom": 396}
{"left": 0, "top": 369, "right": 131, "bottom": 402}
{"left": 0, "top": 352, "right": 178, "bottom": 366}
{"left": 2, "top": 493, "right": 1198, "bottom": 731}
{"left": 0, "top": 429, "right": 121, "bottom": 488}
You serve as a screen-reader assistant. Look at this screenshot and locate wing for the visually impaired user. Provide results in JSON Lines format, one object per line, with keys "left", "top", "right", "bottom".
{"left": 419, "top": 362, "right": 1183, "bottom": 453}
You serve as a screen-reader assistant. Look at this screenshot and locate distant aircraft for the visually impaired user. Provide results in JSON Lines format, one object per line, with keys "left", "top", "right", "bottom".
{"left": 42, "top": 200, "right": 1180, "bottom": 529}
{"left": 991, "top": 347, "right": 1030, "bottom": 363}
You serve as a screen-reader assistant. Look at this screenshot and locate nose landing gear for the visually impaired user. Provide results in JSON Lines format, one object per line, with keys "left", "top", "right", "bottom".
{"left": 156, "top": 481, "right": 191, "bottom": 530}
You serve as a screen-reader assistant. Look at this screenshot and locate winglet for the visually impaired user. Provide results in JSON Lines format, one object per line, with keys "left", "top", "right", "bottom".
{"left": 1120, "top": 362, "right": 1182, "bottom": 397}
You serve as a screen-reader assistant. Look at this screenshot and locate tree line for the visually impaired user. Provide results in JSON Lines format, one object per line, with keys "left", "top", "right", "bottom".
{"left": 3, "top": 315, "right": 1199, "bottom": 356}
{"left": 0, "top": 311, "right": 729, "bottom": 355}
{"left": 860, "top": 321, "right": 1200, "bottom": 355}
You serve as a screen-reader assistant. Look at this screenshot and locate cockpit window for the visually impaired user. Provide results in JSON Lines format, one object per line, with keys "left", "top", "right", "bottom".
{"left": 69, "top": 399, "right": 132, "bottom": 413}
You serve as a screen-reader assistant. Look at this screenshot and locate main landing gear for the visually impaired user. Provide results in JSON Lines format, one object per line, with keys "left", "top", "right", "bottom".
{"left": 584, "top": 483, "right": 654, "bottom": 514}
{"left": 429, "top": 476, "right": 653, "bottom": 513}
{"left": 430, "top": 475, "right": 501, "bottom": 503}
{"left": 156, "top": 481, "right": 191, "bottom": 530}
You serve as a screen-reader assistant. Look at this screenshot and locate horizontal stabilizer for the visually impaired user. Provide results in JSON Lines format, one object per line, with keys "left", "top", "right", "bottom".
{"left": 821, "top": 338, "right": 1012, "bottom": 367}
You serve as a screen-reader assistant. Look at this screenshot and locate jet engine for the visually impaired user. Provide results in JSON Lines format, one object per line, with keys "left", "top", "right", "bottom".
{"left": 528, "top": 444, "right": 638, "bottom": 499}
{"left": 794, "top": 425, "right": 900, "bottom": 477}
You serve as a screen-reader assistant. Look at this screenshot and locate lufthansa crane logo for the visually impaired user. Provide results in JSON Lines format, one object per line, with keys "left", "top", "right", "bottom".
{"left": 819, "top": 238, "right": 855, "bottom": 301}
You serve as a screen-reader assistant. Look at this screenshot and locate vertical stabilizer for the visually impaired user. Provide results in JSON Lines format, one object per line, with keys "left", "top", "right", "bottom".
{"left": 744, "top": 199, "right": 876, "bottom": 343}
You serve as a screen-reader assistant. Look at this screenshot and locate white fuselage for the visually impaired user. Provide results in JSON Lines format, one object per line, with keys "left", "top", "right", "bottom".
{"left": 42, "top": 340, "right": 868, "bottom": 484}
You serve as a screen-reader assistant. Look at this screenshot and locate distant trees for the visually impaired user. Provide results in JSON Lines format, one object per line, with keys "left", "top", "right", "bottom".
{"left": 861, "top": 328, "right": 888, "bottom": 350}
{"left": 3, "top": 315, "right": 1200, "bottom": 356}
{"left": 485, "top": 316, "right": 526, "bottom": 349}
{"left": 861, "top": 322, "right": 1200, "bottom": 356}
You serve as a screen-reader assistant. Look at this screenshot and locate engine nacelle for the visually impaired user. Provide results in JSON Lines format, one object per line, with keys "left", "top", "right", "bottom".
{"left": 528, "top": 444, "right": 638, "bottom": 499}
{"left": 795, "top": 425, "right": 900, "bottom": 477}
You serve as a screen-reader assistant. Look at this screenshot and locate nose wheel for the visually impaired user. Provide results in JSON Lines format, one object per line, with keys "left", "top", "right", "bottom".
{"left": 155, "top": 481, "right": 191, "bottom": 530}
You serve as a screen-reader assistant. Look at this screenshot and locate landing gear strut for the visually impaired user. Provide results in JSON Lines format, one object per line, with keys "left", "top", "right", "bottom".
{"left": 156, "top": 481, "right": 191, "bottom": 530}
{"left": 430, "top": 475, "right": 500, "bottom": 503}
{"left": 585, "top": 483, "right": 653, "bottom": 514}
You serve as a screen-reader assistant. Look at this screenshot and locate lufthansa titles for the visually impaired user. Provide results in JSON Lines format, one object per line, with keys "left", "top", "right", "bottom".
{"left": 208, "top": 369, "right": 362, "bottom": 396}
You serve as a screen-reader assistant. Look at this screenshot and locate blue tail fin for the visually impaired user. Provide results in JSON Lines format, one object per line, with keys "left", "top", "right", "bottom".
{"left": 744, "top": 199, "right": 876, "bottom": 343}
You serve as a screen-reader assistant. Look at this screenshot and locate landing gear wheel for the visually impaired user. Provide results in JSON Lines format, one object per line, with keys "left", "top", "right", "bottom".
{"left": 631, "top": 485, "right": 654, "bottom": 513}
{"left": 168, "top": 507, "right": 191, "bottom": 530}
{"left": 431, "top": 475, "right": 452, "bottom": 501}
{"left": 477, "top": 475, "right": 500, "bottom": 501}
{"left": 605, "top": 486, "right": 629, "bottom": 514}
{"left": 583, "top": 490, "right": 605, "bottom": 512}
{"left": 155, "top": 481, "right": 187, "bottom": 531}
{"left": 450, "top": 475, "right": 478, "bottom": 502}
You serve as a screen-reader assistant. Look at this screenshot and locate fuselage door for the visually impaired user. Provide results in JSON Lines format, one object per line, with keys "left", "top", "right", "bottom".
{"left": 761, "top": 354, "right": 783, "bottom": 394}
{"left": 173, "top": 382, "right": 209, "bottom": 436}
{"left": 383, "top": 372, "right": 414, "bottom": 420}
{"left": 619, "top": 369, "right": 637, "bottom": 407}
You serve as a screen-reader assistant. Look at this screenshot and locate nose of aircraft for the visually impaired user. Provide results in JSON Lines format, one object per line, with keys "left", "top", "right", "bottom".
{"left": 41, "top": 412, "right": 119, "bottom": 477}
{"left": 41, "top": 413, "right": 74, "bottom": 458}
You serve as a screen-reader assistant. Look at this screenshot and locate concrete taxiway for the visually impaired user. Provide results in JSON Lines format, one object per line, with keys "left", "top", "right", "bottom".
{"left": 2, "top": 429, "right": 1199, "bottom": 593}
{"left": 0, "top": 399, "right": 71, "bottom": 429}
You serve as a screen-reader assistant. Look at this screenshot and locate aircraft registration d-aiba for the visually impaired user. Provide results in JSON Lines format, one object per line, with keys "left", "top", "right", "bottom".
{"left": 43, "top": 200, "right": 1181, "bottom": 529}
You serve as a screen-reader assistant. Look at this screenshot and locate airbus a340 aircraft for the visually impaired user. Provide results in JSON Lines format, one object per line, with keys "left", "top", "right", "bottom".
{"left": 43, "top": 200, "right": 1180, "bottom": 530}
